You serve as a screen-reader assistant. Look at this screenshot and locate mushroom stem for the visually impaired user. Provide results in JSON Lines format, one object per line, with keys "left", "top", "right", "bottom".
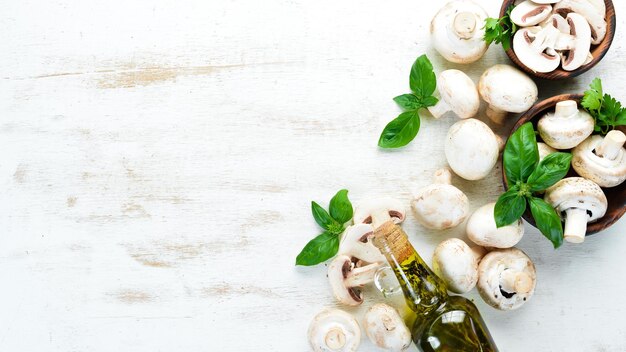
{"left": 324, "top": 328, "right": 347, "bottom": 349}
{"left": 500, "top": 269, "right": 533, "bottom": 294}
{"left": 344, "top": 262, "right": 381, "bottom": 287}
{"left": 453, "top": 11, "right": 477, "bottom": 39}
{"left": 486, "top": 105, "right": 507, "bottom": 124}
{"left": 427, "top": 98, "right": 451, "bottom": 119}
{"left": 564, "top": 208, "right": 589, "bottom": 243}
{"left": 596, "top": 130, "right": 626, "bottom": 161}
{"left": 432, "top": 168, "right": 452, "bottom": 185}
{"left": 370, "top": 209, "right": 392, "bottom": 229}
{"left": 555, "top": 99, "right": 579, "bottom": 118}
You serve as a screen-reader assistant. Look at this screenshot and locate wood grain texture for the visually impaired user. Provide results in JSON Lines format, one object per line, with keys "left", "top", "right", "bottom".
{"left": 502, "top": 0, "right": 616, "bottom": 80}
{"left": 1, "top": 0, "right": 626, "bottom": 351}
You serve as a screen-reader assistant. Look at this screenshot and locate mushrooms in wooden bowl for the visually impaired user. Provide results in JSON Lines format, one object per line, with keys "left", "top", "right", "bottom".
{"left": 499, "top": 0, "right": 616, "bottom": 80}
{"left": 503, "top": 94, "right": 626, "bottom": 243}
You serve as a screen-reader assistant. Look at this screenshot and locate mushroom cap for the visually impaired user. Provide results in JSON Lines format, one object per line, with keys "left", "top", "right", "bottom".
{"left": 510, "top": 0, "right": 552, "bottom": 27}
{"left": 512, "top": 26, "right": 561, "bottom": 73}
{"left": 560, "top": 13, "right": 592, "bottom": 71}
{"left": 478, "top": 65, "right": 538, "bottom": 113}
{"left": 353, "top": 197, "right": 405, "bottom": 226}
{"left": 328, "top": 255, "right": 361, "bottom": 306}
{"left": 544, "top": 177, "right": 608, "bottom": 222}
{"left": 432, "top": 238, "right": 480, "bottom": 294}
{"left": 572, "top": 135, "right": 626, "bottom": 188}
{"left": 554, "top": 0, "right": 607, "bottom": 44}
{"left": 433, "top": 69, "right": 480, "bottom": 119}
{"left": 411, "top": 169, "right": 469, "bottom": 230}
{"left": 537, "top": 100, "right": 594, "bottom": 149}
{"left": 364, "top": 303, "right": 412, "bottom": 351}
{"left": 308, "top": 308, "right": 361, "bottom": 352}
{"left": 445, "top": 118, "right": 499, "bottom": 180}
{"left": 338, "top": 224, "right": 384, "bottom": 264}
{"left": 466, "top": 202, "right": 524, "bottom": 249}
{"left": 477, "top": 248, "right": 537, "bottom": 311}
{"left": 538, "top": 142, "right": 557, "bottom": 162}
{"left": 430, "top": 0, "right": 488, "bottom": 64}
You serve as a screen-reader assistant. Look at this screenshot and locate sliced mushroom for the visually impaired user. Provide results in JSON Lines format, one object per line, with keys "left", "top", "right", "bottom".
{"left": 328, "top": 255, "right": 381, "bottom": 306}
{"left": 533, "top": 0, "right": 563, "bottom": 4}
{"left": 477, "top": 248, "right": 536, "bottom": 311}
{"left": 432, "top": 238, "right": 485, "bottom": 294}
{"left": 467, "top": 202, "right": 524, "bottom": 249}
{"left": 560, "top": 13, "right": 592, "bottom": 71}
{"left": 554, "top": 0, "right": 607, "bottom": 44}
{"left": 538, "top": 142, "right": 558, "bottom": 161}
{"left": 427, "top": 70, "right": 479, "bottom": 119}
{"left": 411, "top": 168, "right": 469, "bottom": 230}
{"left": 572, "top": 130, "right": 626, "bottom": 187}
{"left": 364, "top": 304, "right": 412, "bottom": 351}
{"left": 537, "top": 100, "right": 594, "bottom": 149}
{"left": 308, "top": 308, "right": 361, "bottom": 352}
{"left": 510, "top": 0, "right": 552, "bottom": 27}
{"left": 512, "top": 26, "right": 561, "bottom": 73}
{"left": 445, "top": 119, "right": 500, "bottom": 180}
{"left": 478, "top": 65, "right": 538, "bottom": 124}
{"left": 353, "top": 198, "right": 406, "bottom": 228}
{"left": 540, "top": 13, "right": 570, "bottom": 32}
{"left": 544, "top": 177, "right": 608, "bottom": 243}
{"left": 430, "top": 0, "right": 489, "bottom": 64}
{"left": 338, "top": 224, "right": 384, "bottom": 264}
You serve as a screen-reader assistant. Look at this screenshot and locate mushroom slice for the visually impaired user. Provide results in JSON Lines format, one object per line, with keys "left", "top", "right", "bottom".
{"left": 511, "top": 0, "right": 552, "bottom": 27}
{"left": 353, "top": 198, "right": 405, "bottom": 228}
{"left": 466, "top": 202, "right": 524, "bottom": 249}
{"left": 328, "top": 255, "right": 381, "bottom": 306}
{"left": 572, "top": 130, "right": 626, "bottom": 187}
{"left": 538, "top": 142, "right": 558, "bottom": 162}
{"left": 430, "top": 0, "right": 489, "bottom": 64}
{"left": 364, "top": 304, "right": 412, "bottom": 351}
{"left": 540, "top": 13, "right": 570, "bottom": 33}
{"left": 308, "top": 308, "right": 361, "bottom": 352}
{"left": 544, "top": 177, "right": 608, "bottom": 243}
{"left": 445, "top": 119, "right": 499, "bottom": 180}
{"left": 427, "top": 70, "right": 479, "bottom": 119}
{"left": 338, "top": 224, "right": 384, "bottom": 264}
{"left": 537, "top": 100, "right": 594, "bottom": 149}
{"left": 554, "top": 0, "right": 607, "bottom": 44}
{"left": 560, "top": 13, "right": 592, "bottom": 71}
{"left": 533, "top": 0, "right": 562, "bottom": 4}
{"left": 432, "top": 238, "right": 484, "bottom": 294}
{"left": 411, "top": 168, "right": 469, "bottom": 230}
{"left": 477, "top": 248, "right": 536, "bottom": 311}
{"left": 513, "top": 27, "right": 561, "bottom": 73}
{"left": 478, "top": 65, "right": 538, "bottom": 124}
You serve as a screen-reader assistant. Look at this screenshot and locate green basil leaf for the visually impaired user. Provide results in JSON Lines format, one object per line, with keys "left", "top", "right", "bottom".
{"left": 494, "top": 187, "right": 527, "bottom": 228}
{"left": 393, "top": 94, "right": 422, "bottom": 110}
{"left": 409, "top": 55, "right": 436, "bottom": 98}
{"left": 378, "top": 111, "right": 420, "bottom": 148}
{"left": 420, "top": 95, "right": 438, "bottom": 108}
{"left": 329, "top": 189, "right": 353, "bottom": 224}
{"left": 527, "top": 152, "right": 572, "bottom": 191}
{"left": 295, "top": 232, "right": 339, "bottom": 266}
{"left": 503, "top": 122, "right": 539, "bottom": 186}
{"left": 311, "top": 201, "right": 337, "bottom": 230}
{"left": 529, "top": 197, "right": 564, "bottom": 249}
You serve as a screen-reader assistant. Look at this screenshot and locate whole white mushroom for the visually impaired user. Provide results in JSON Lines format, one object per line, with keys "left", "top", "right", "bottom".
{"left": 466, "top": 202, "right": 525, "bottom": 249}
{"left": 478, "top": 65, "right": 538, "bottom": 124}
{"left": 427, "top": 70, "right": 480, "bottom": 120}
{"left": 432, "top": 238, "right": 485, "bottom": 294}
{"left": 411, "top": 168, "right": 469, "bottom": 230}
{"left": 364, "top": 304, "right": 412, "bottom": 351}
{"left": 445, "top": 119, "right": 500, "bottom": 180}
{"left": 308, "top": 309, "right": 361, "bottom": 352}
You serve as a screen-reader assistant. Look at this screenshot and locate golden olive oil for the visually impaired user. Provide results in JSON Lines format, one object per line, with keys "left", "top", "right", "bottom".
{"left": 374, "top": 221, "right": 498, "bottom": 352}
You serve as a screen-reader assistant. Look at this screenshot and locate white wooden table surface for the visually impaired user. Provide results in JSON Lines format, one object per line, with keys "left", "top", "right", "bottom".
{"left": 2, "top": 0, "right": 626, "bottom": 351}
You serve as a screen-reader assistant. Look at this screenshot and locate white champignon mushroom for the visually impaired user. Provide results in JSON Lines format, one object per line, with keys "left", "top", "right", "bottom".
{"left": 538, "top": 142, "right": 558, "bottom": 161}
{"left": 478, "top": 65, "right": 538, "bottom": 124}
{"left": 572, "top": 130, "right": 626, "bottom": 187}
{"left": 512, "top": 26, "right": 561, "bottom": 73}
{"left": 364, "top": 304, "right": 412, "bottom": 352}
{"left": 328, "top": 255, "right": 381, "bottom": 306}
{"left": 510, "top": 0, "right": 552, "bottom": 27}
{"left": 432, "top": 238, "right": 485, "bottom": 294}
{"left": 430, "top": 0, "right": 489, "bottom": 64}
{"left": 445, "top": 118, "right": 500, "bottom": 180}
{"left": 554, "top": 0, "right": 607, "bottom": 45}
{"left": 308, "top": 308, "right": 361, "bottom": 352}
{"left": 353, "top": 198, "right": 405, "bottom": 229}
{"left": 411, "top": 168, "right": 469, "bottom": 230}
{"left": 477, "top": 248, "right": 536, "bottom": 310}
{"left": 427, "top": 70, "right": 480, "bottom": 119}
{"left": 466, "top": 202, "right": 525, "bottom": 249}
{"left": 338, "top": 224, "right": 385, "bottom": 264}
{"left": 544, "top": 177, "right": 608, "bottom": 243}
{"left": 560, "top": 13, "right": 592, "bottom": 71}
{"left": 537, "top": 100, "right": 594, "bottom": 149}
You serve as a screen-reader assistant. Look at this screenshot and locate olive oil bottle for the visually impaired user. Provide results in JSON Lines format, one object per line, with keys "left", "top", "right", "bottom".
{"left": 374, "top": 221, "right": 498, "bottom": 352}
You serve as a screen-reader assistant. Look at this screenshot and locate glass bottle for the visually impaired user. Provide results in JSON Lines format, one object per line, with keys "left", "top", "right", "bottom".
{"left": 373, "top": 221, "right": 499, "bottom": 352}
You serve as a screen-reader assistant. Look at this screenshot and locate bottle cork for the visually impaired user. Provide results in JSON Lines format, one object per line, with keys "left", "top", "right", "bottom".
{"left": 374, "top": 221, "right": 415, "bottom": 263}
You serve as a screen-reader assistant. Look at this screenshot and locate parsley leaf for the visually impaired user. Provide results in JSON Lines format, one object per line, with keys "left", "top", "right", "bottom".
{"left": 483, "top": 5, "right": 517, "bottom": 51}
{"left": 582, "top": 78, "right": 626, "bottom": 135}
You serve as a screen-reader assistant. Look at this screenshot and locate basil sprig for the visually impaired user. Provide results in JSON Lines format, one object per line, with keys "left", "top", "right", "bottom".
{"left": 378, "top": 55, "right": 438, "bottom": 148}
{"left": 296, "top": 190, "right": 353, "bottom": 266}
{"left": 495, "top": 122, "right": 572, "bottom": 248}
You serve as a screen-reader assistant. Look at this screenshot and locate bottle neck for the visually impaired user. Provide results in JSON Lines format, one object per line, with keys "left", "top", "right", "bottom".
{"left": 374, "top": 221, "right": 448, "bottom": 314}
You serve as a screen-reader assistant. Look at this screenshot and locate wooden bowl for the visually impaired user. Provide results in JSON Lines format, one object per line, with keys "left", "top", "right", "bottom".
{"left": 503, "top": 94, "right": 626, "bottom": 236}
{"left": 499, "top": 0, "right": 616, "bottom": 80}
